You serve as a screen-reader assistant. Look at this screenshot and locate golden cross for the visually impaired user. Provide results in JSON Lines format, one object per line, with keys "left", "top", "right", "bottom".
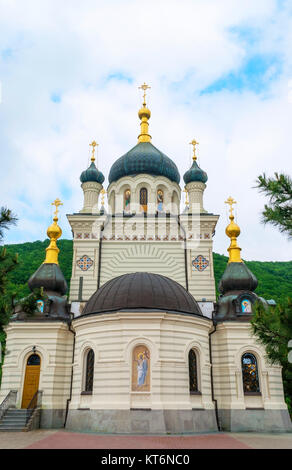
{"left": 100, "top": 188, "right": 107, "bottom": 206}
{"left": 139, "top": 82, "right": 151, "bottom": 104}
{"left": 89, "top": 140, "right": 98, "bottom": 162}
{"left": 225, "top": 196, "right": 237, "bottom": 217}
{"left": 190, "top": 139, "right": 199, "bottom": 161}
{"left": 183, "top": 188, "right": 189, "bottom": 206}
{"left": 52, "top": 198, "right": 63, "bottom": 218}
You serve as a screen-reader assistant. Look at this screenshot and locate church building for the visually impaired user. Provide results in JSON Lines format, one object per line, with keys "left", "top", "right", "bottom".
{"left": 0, "top": 85, "right": 291, "bottom": 433}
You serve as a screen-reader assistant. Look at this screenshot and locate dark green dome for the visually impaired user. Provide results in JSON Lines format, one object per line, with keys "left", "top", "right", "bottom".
{"left": 219, "top": 262, "right": 258, "bottom": 295}
{"left": 108, "top": 142, "right": 180, "bottom": 184}
{"left": 183, "top": 160, "right": 208, "bottom": 185}
{"left": 80, "top": 162, "right": 105, "bottom": 184}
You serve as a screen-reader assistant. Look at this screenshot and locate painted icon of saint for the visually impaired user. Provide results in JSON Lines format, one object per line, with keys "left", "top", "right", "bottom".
{"left": 241, "top": 299, "right": 252, "bottom": 313}
{"left": 157, "top": 190, "right": 163, "bottom": 212}
{"left": 132, "top": 346, "right": 150, "bottom": 391}
{"left": 124, "top": 189, "right": 131, "bottom": 212}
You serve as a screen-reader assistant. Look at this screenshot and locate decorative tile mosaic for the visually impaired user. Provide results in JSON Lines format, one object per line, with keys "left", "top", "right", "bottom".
{"left": 192, "top": 255, "right": 209, "bottom": 271}
{"left": 77, "top": 255, "right": 94, "bottom": 271}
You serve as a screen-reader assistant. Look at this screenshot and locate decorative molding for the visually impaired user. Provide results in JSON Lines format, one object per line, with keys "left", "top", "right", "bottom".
{"left": 192, "top": 255, "right": 209, "bottom": 271}
{"left": 77, "top": 255, "right": 94, "bottom": 271}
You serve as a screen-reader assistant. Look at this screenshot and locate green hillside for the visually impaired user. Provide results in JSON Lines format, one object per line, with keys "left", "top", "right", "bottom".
{"left": 4, "top": 240, "right": 292, "bottom": 303}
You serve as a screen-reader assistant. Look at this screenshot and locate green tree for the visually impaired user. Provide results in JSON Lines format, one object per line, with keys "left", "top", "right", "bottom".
{"left": 256, "top": 172, "right": 292, "bottom": 238}
{"left": 0, "top": 207, "right": 18, "bottom": 383}
{"left": 251, "top": 299, "right": 292, "bottom": 415}
{"left": 254, "top": 173, "right": 292, "bottom": 417}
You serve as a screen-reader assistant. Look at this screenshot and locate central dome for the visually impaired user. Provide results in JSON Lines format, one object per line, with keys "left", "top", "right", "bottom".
{"left": 83, "top": 272, "right": 201, "bottom": 316}
{"left": 108, "top": 142, "right": 180, "bottom": 184}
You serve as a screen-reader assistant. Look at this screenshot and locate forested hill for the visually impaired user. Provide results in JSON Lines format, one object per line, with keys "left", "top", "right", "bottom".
{"left": 4, "top": 240, "right": 292, "bottom": 303}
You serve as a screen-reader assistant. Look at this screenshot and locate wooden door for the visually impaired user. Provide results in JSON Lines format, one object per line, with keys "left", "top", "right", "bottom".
{"left": 21, "top": 354, "right": 41, "bottom": 409}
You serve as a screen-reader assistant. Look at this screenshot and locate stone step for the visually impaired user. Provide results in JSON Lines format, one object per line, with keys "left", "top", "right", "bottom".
{"left": 1, "top": 419, "right": 28, "bottom": 425}
{"left": 0, "top": 427, "right": 25, "bottom": 432}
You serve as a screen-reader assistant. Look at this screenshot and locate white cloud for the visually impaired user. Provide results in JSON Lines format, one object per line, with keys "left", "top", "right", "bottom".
{"left": 0, "top": 0, "right": 291, "bottom": 261}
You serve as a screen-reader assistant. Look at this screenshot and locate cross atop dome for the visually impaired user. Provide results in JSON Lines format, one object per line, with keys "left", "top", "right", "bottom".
{"left": 190, "top": 139, "right": 199, "bottom": 161}
{"left": 139, "top": 82, "right": 151, "bottom": 106}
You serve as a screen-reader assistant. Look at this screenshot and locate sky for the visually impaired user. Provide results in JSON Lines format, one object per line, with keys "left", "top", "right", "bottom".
{"left": 0, "top": 0, "right": 292, "bottom": 261}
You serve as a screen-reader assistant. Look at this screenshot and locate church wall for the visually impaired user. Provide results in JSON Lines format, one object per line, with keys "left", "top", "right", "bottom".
{"left": 70, "top": 312, "right": 213, "bottom": 409}
{"left": 65, "top": 311, "right": 218, "bottom": 433}
{"left": 99, "top": 241, "right": 187, "bottom": 290}
{"left": 212, "top": 323, "right": 292, "bottom": 432}
{"left": 0, "top": 321, "right": 74, "bottom": 428}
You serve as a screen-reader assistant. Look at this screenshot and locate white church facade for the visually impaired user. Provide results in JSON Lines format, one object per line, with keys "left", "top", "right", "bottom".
{"left": 0, "top": 86, "right": 291, "bottom": 433}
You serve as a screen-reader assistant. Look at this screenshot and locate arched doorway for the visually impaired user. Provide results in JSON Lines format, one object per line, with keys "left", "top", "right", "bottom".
{"left": 21, "top": 354, "right": 41, "bottom": 409}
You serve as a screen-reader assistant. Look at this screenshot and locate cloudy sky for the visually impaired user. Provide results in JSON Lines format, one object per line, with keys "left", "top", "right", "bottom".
{"left": 0, "top": 0, "right": 291, "bottom": 261}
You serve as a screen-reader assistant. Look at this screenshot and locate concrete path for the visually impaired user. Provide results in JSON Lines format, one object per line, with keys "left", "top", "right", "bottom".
{"left": 0, "top": 430, "right": 291, "bottom": 449}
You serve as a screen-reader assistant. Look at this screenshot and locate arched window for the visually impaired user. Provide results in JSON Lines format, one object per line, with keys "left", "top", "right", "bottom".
{"left": 27, "top": 354, "right": 41, "bottom": 366}
{"left": 189, "top": 349, "right": 199, "bottom": 393}
{"left": 140, "top": 188, "right": 148, "bottom": 213}
{"left": 124, "top": 189, "right": 131, "bottom": 212}
{"left": 84, "top": 349, "right": 95, "bottom": 393}
{"left": 157, "top": 189, "right": 164, "bottom": 212}
{"left": 242, "top": 353, "right": 260, "bottom": 393}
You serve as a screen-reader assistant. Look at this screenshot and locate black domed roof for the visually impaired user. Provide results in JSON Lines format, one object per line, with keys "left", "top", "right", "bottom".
{"left": 83, "top": 272, "right": 201, "bottom": 316}
{"left": 108, "top": 142, "right": 180, "bottom": 184}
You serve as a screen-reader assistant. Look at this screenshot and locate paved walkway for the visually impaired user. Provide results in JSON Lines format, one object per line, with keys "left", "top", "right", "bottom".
{"left": 0, "top": 430, "right": 291, "bottom": 449}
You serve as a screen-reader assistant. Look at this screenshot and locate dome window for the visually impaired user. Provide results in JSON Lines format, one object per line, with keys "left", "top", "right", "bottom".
{"left": 140, "top": 188, "right": 148, "bottom": 213}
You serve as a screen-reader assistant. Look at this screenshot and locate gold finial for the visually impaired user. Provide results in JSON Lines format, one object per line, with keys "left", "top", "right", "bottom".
{"left": 138, "top": 82, "right": 152, "bottom": 143}
{"left": 100, "top": 188, "right": 107, "bottom": 206}
{"left": 183, "top": 187, "right": 189, "bottom": 206}
{"left": 44, "top": 198, "right": 63, "bottom": 264}
{"left": 89, "top": 140, "right": 98, "bottom": 163}
{"left": 190, "top": 139, "right": 199, "bottom": 161}
{"left": 225, "top": 196, "right": 242, "bottom": 263}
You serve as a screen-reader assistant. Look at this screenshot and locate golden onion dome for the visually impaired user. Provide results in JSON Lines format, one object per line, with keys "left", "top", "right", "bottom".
{"left": 138, "top": 105, "right": 151, "bottom": 120}
{"left": 225, "top": 216, "right": 241, "bottom": 239}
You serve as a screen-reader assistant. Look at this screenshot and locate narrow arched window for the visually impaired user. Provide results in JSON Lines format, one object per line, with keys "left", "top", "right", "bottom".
{"left": 124, "top": 189, "right": 131, "bottom": 212}
{"left": 84, "top": 349, "right": 95, "bottom": 393}
{"left": 140, "top": 188, "right": 148, "bottom": 212}
{"left": 242, "top": 353, "right": 260, "bottom": 393}
{"left": 189, "top": 349, "right": 199, "bottom": 393}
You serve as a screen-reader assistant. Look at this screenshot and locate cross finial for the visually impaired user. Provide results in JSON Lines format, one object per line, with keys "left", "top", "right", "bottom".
{"left": 190, "top": 139, "right": 199, "bottom": 161}
{"left": 139, "top": 82, "right": 151, "bottom": 105}
{"left": 100, "top": 188, "right": 107, "bottom": 206}
{"left": 225, "top": 196, "right": 237, "bottom": 218}
{"left": 89, "top": 140, "right": 98, "bottom": 162}
{"left": 52, "top": 198, "right": 63, "bottom": 219}
{"left": 183, "top": 187, "right": 189, "bottom": 206}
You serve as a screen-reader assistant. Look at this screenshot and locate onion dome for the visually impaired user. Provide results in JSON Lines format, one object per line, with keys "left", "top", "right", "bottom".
{"left": 83, "top": 272, "right": 202, "bottom": 316}
{"left": 218, "top": 262, "right": 258, "bottom": 295}
{"left": 28, "top": 263, "right": 68, "bottom": 295}
{"left": 109, "top": 142, "right": 180, "bottom": 184}
{"left": 218, "top": 197, "right": 258, "bottom": 295}
{"left": 183, "top": 160, "right": 208, "bottom": 184}
{"left": 80, "top": 140, "right": 105, "bottom": 184}
{"left": 183, "top": 139, "right": 208, "bottom": 185}
{"left": 80, "top": 162, "right": 105, "bottom": 184}
{"left": 28, "top": 199, "right": 67, "bottom": 295}
{"left": 108, "top": 82, "right": 180, "bottom": 185}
